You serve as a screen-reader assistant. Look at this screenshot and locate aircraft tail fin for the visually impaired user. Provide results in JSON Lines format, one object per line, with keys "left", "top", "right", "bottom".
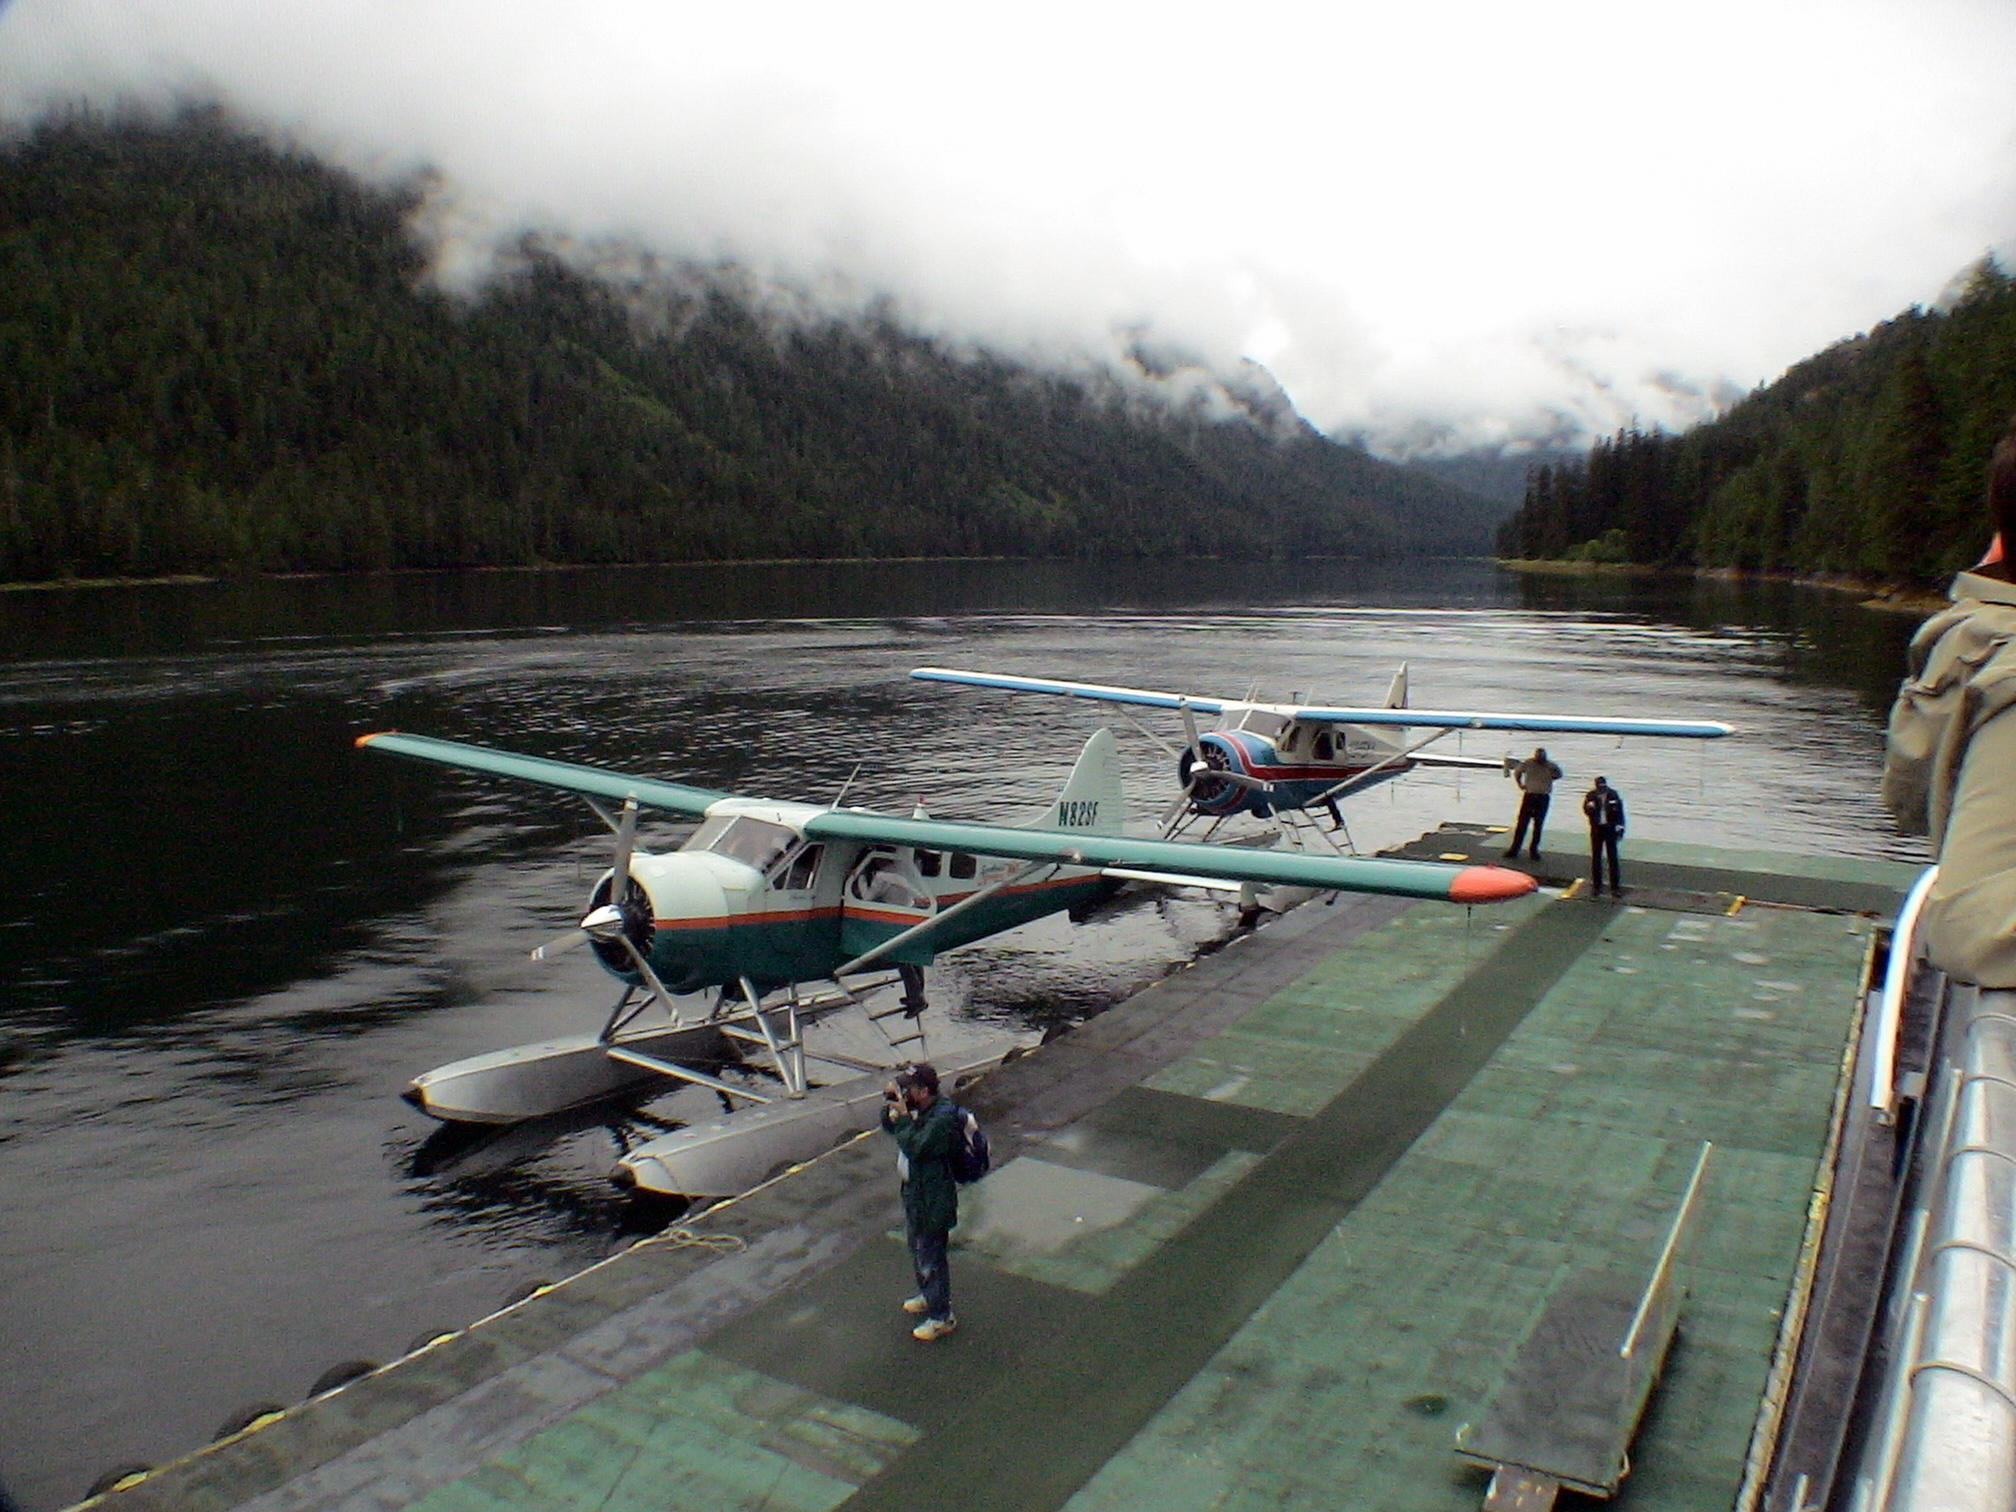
{"left": 1384, "top": 663, "right": 1410, "bottom": 709}
{"left": 1031, "top": 727, "right": 1128, "bottom": 836}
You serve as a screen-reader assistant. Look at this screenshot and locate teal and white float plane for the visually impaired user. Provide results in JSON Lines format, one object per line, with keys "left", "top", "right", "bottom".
{"left": 358, "top": 726, "right": 1534, "bottom": 1200}
{"left": 911, "top": 666, "right": 1735, "bottom": 836}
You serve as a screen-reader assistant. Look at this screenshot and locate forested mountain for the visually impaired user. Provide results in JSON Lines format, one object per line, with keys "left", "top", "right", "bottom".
{"left": 0, "top": 111, "right": 1500, "bottom": 584}
{"left": 1496, "top": 262, "right": 2016, "bottom": 581}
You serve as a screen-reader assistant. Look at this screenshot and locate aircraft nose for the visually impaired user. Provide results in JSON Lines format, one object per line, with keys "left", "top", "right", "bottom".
{"left": 590, "top": 853, "right": 737, "bottom": 993}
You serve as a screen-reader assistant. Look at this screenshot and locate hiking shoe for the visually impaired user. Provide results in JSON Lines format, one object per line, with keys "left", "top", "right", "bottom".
{"left": 901, "top": 1295, "right": 930, "bottom": 1315}
{"left": 911, "top": 1315, "right": 958, "bottom": 1342}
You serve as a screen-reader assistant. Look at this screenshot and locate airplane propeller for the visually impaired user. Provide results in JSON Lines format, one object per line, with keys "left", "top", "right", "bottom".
{"left": 531, "top": 798, "right": 645, "bottom": 961}
{"left": 1173, "top": 700, "right": 1267, "bottom": 807}
{"left": 1174, "top": 700, "right": 1220, "bottom": 797}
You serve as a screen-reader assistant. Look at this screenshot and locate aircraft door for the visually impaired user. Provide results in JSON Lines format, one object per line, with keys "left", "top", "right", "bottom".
{"left": 840, "top": 847, "right": 936, "bottom": 962}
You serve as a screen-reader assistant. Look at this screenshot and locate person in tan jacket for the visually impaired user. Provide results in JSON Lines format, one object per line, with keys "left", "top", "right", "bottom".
{"left": 1883, "top": 412, "right": 2016, "bottom": 987}
{"left": 1503, "top": 748, "right": 1563, "bottom": 859}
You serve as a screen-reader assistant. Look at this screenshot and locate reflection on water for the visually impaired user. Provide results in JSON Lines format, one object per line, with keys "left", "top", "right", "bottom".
{"left": 0, "top": 558, "right": 1929, "bottom": 1509}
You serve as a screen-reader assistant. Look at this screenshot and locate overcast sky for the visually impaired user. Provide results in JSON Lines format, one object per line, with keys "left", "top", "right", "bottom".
{"left": 5, "top": 0, "right": 2015, "bottom": 456}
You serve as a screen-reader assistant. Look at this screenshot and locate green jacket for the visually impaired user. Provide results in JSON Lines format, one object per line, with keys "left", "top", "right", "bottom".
{"left": 1883, "top": 566, "right": 2016, "bottom": 987}
{"left": 882, "top": 1095, "right": 959, "bottom": 1233}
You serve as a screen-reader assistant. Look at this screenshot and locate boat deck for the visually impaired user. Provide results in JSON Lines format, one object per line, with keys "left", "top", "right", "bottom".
{"left": 81, "top": 830, "right": 1920, "bottom": 1512}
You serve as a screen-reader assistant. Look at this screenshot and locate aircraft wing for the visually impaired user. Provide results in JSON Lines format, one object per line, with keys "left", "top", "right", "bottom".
{"left": 910, "top": 666, "right": 1734, "bottom": 739}
{"left": 359, "top": 730, "right": 1533, "bottom": 905}
{"left": 911, "top": 667, "right": 1233, "bottom": 715}
{"left": 804, "top": 809, "right": 1533, "bottom": 904}
{"left": 355, "top": 732, "right": 734, "bottom": 814}
{"left": 1271, "top": 705, "right": 1735, "bottom": 737}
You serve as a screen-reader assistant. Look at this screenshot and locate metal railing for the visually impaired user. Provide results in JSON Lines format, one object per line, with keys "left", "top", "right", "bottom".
{"left": 1857, "top": 983, "right": 2016, "bottom": 1512}
{"left": 1868, "top": 866, "right": 1939, "bottom": 1122}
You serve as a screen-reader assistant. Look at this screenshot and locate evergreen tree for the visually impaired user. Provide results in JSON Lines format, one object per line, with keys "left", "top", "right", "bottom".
{"left": 1498, "top": 266, "right": 2016, "bottom": 583}
{"left": 0, "top": 109, "right": 1501, "bottom": 584}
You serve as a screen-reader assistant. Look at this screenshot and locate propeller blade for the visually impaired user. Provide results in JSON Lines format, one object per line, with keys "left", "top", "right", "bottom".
{"left": 1177, "top": 699, "right": 1211, "bottom": 794}
{"left": 615, "top": 934, "right": 686, "bottom": 1020}
{"left": 529, "top": 928, "right": 589, "bottom": 962}
{"left": 610, "top": 797, "right": 640, "bottom": 897}
{"left": 538, "top": 800, "right": 644, "bottom": 963}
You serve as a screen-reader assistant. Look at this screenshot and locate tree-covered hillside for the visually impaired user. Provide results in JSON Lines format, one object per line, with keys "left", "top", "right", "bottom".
{"left": 0, "top": 110, "right": 1500, "bottom": 583}
{"left": 1496, "top": 262, "right": 2016, "bottom": 580}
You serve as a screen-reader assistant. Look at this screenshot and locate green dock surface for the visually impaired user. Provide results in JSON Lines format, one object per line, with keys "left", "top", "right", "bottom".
{"left": 85, "top": 831, "right": 1920, "bottom": 1512}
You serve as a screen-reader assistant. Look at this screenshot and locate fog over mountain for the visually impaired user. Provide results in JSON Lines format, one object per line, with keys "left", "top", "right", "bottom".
{"left": 5, "top": 0, "right": 2015, "bottom": 458}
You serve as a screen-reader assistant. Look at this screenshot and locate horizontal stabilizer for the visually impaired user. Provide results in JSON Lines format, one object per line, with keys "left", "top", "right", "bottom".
{"left": 1100, "top": 867, "right": 1248, "bottom": 894}
{"left": 1410, "top": 753, "right": 1513, "bottom": 771}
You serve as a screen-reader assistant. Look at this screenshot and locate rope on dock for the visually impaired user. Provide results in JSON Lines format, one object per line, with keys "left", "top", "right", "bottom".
{"left": 633, "top": 1226, "right": 748, "bottom": 1255}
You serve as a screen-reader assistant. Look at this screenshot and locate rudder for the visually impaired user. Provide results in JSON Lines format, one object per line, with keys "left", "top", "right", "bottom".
{"left": 1031, "top": 727, "right": 1127, "bottom": 836}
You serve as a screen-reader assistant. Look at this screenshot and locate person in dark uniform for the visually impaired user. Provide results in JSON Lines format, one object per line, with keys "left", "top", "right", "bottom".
{"left": 1583, "top": 775, "right": 1627, "bottom": 896}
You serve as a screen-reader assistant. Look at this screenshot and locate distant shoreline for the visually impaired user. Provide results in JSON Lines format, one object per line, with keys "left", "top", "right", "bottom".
{"left": 0, "top": 557, "right": 1019, "bottom": 594}
{"left": 0, "top": 552, "right": 1422, "bottom": 595}
{"left": 4, "top": 556, "right": 1951, "bottom": 616}
{"left": 1493, "top": 557, "right": 1946, "bottom": 615}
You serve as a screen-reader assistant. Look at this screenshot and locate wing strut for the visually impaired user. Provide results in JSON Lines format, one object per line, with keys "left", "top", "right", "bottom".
{"left": 603, "top": 1045, "right": 773, "bottom": 1104}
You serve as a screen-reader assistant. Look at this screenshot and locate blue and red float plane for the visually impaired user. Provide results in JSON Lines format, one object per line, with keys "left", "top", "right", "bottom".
{"left": 909, "top": 665, "right": 1734, "bottom": 833}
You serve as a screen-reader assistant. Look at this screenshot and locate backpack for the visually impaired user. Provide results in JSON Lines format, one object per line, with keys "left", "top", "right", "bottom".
{"left": 946, "top": 1102, "right": 991, "bottom": 1184}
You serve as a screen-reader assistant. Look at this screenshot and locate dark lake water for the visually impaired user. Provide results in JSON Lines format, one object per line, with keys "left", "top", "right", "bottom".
{"left": 0, "top": 557, "right": 1929, "bottom": 1509}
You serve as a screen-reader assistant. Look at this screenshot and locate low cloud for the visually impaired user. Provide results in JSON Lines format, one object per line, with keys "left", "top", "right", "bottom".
{"left": 6, "top": 0, "right": 2015, "bottom": 456}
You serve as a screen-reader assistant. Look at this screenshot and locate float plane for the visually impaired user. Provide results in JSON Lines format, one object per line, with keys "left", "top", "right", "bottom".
{"left": 358, "top": 725, "right": 1534, "bottom": 1200}
{"left": 910, "top": 666, "right": 1735, "bottom": 838}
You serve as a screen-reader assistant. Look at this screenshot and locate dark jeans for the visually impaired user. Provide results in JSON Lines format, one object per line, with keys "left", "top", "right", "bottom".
{"left": 1508, "top": 793, "right": 1550, "bottom": 855}
{"left": 1590, "top": 829, "right": 1622, "bottom": 893}
{"left": 908, "top": 1223, "right": 952, "bottom": 1321}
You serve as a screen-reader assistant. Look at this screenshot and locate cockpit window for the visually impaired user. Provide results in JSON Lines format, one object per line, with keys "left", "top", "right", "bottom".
{"left": 775, "top": 843, "right": 824, "bottom": 892}
{"left": 681, "top": 815, "right": 798, "bottom": 872}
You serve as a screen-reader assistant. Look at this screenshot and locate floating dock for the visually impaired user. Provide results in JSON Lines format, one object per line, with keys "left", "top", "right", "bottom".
{"left": 76, "top": 829, "right": 1924, "bottom": 1512}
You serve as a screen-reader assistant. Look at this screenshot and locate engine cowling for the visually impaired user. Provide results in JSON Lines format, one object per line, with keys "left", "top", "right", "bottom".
{"left": 1176, "top": 732, "right": 1261, "bottom": 816}
{"left": 587, "top": 852, "right": 748, "bottom": 995}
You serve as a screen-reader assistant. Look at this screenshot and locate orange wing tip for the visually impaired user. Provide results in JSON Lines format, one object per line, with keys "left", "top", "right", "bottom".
{"left": 353, "top": 731, "right": 395, "bottom": 748}
{"left": 1449, "top": 866, "right": 1539, "bottom": 904}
